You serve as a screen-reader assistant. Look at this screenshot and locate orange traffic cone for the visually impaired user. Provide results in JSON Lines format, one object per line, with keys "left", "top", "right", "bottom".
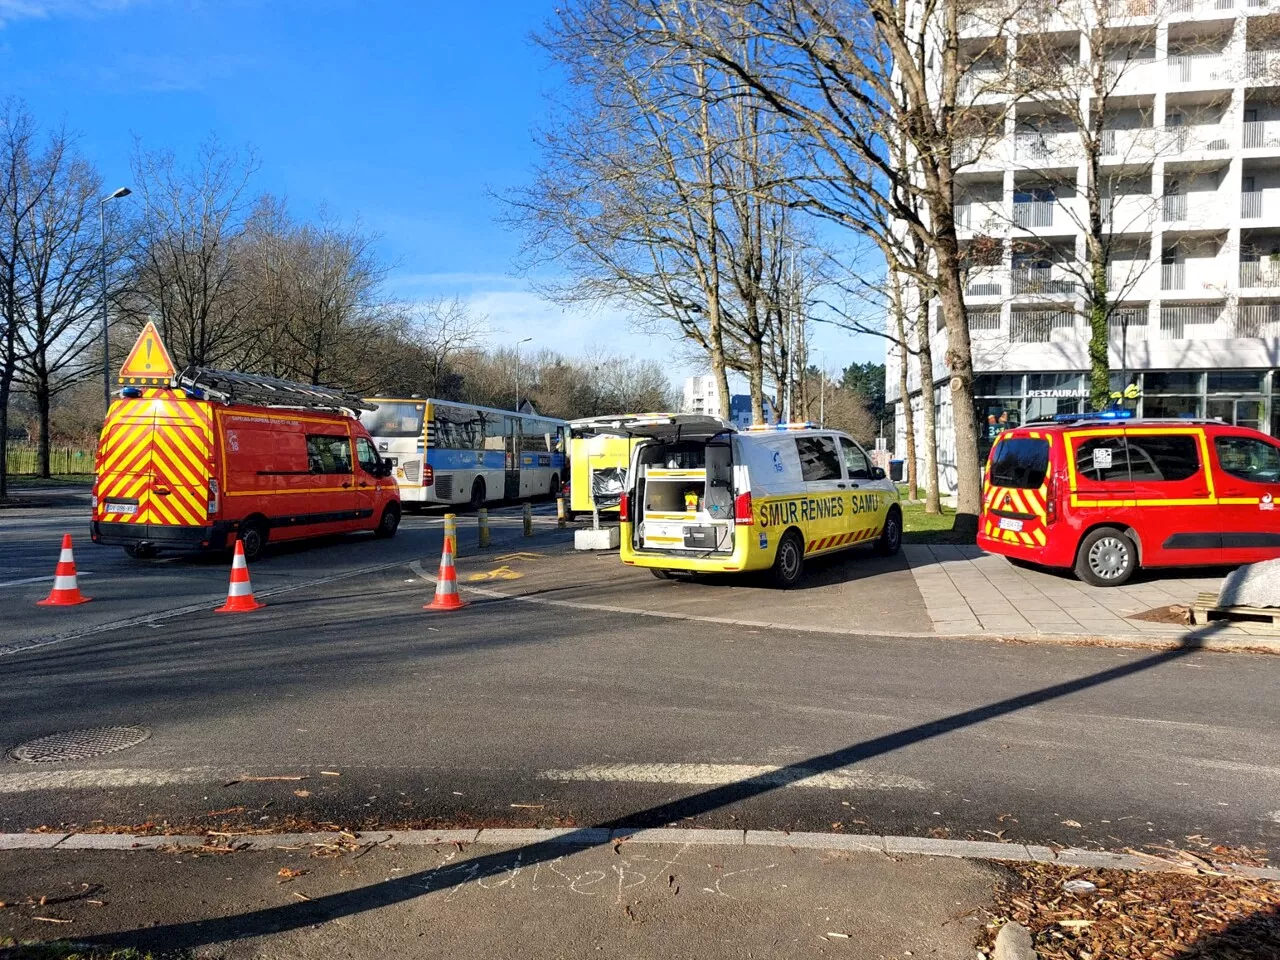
{"left": 37, "top": 534, "right": 91, "bottom": 606}
{"left": 215, "top": 539, "right": 264, "bottom": 613}
{"left": 424, "top": 526, "right": 467, "bottom": 612}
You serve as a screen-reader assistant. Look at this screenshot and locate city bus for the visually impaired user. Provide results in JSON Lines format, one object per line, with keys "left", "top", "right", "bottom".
{"left": 359, "top": 398, "right": 567, "bottom": 509}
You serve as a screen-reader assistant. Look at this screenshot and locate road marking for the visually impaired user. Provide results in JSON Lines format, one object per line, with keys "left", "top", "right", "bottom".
{"left": 0, "top": 767, "right": 218, "bottom": 793}
{"left": 0, "top": 573, "right": 94, "bottom": 588}
{"left": 538, "top": 763, "right": 928, "bottom": 792}
{"left": 467, "top": 565, "right": 522, "bottom": 582}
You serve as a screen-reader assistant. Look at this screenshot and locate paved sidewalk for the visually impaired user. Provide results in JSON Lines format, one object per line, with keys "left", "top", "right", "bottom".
{"left": 903, "top": 544, "right": 1253, "bottom": 639}
{"left": 0, "top": 841, "right": 1000, "bottom": 959}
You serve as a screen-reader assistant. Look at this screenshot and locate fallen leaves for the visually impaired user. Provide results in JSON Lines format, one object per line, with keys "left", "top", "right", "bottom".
{"left": 293, "top": 789, "right": 311, "bottom": 798}
{"left": 277, "top": 867, "right": 309, "bottom": 883}
{"left": 981, "top": 862, "right": 1280, "bottom": 960}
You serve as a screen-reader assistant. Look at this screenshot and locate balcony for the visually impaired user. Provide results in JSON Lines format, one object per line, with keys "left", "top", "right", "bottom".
{"left": 1168, "top": 0, "right": 1235, "bottom": 14}
{"left": 1100, "top": 127, "right": 1158, "bottom": 161}
{"left": 1159, "top": 303, "right": 1230, "bottom": 339}
{"left": 1167, "top": 54, "right": 1234, "bottom": 87}
{"left": 1105, "top": 59, "right": 1160, "bottom": 96}
{"left": 1013, "top": 199, "right": 1055, "bottom": 228}
{"left": 1014, "top": 132, "right": 1078, "bottom": 165}
{"left": 1106, "top": 260, "right": 1158, "bottom": 298}
{"left": 1102, "top": 194, "right": 1157, "bottom": 231}
{"left": 1239, "top": 258, "right": 1280, "bottom": 287}
{"left": 1012, "top": 266, "right": 1077, "bottom": 295}
{"left": 1160, "top": 259, "right": 1224, "bottom": 293}
{"left": 958, "top": 68, "right": 1005, "bottom": 102}
{"left": 954, "top": 201, "right": 1006, "bottom": 233}
{"left": 1108, "top": 0, "right": 1155, "bottom": 15}
{"left": 1245, "top": 49, "right": 1280, "bottom": 80}
{"left": 1238, "top": 302, "right": 1280, "bottom": 336}
{"left": 1161, "top": 191, "right": 1227, "bottom": 228}
{"left": 966, "top": 268, "right": 1004, "bottom": 297}
{"left": 1164, "top": 124, "right": 1232, "bottom": 153}
{"left": 954, "top": 135, "right": 1008, "bottom": 168}
{"left": 1009, "top": 310, "right": 1078, "bottom": 343}
{"left": 1244, "top": 120, "right": 1280, "bottom": 149}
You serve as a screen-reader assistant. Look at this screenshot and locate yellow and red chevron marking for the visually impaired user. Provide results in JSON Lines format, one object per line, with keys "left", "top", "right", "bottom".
{"left": 806, "top": 527, "right": 879, "bottom": 552}
{"left": 95, "top": 391, "right": 212, "bottom": 528}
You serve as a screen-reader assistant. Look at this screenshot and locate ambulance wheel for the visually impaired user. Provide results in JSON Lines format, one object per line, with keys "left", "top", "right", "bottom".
{"left": 469, "top": 479, "right": 486, "bottom": 509}
{"left": 238, "top": 521, "right": 268, "bottom": 563}
{"left": 375, "top": 503, "right": 401, "bottom": 539}
{"left": 875, "top": 506, "right": 903, "bottom": 556}
{"left": 651, "top": 568, "right": 673, "bottom": 580}
{"left": 771, "top": 530, "right": 805, "bottom": 589}
{"left": 1074, "top": 527, "right": 1137, "bottom": 587}
{"left": 124, "top": 544, "right": 157, "bottom": 560}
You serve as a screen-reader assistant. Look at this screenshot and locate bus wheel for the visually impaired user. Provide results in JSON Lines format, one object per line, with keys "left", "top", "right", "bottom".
{"left": 375, "top": 502, "right": 401, "bottom": 538}
{"left": 549, "top": 473, "right": 561, "bottom": 496}
{"left": 770, "top": 530, "right": 805, "bottom": 589}
{"left": 469, "top": 479, "right": 486, "bottom": 509}
{"left": 238, "top": 521, "right": 268, "bottom": 563}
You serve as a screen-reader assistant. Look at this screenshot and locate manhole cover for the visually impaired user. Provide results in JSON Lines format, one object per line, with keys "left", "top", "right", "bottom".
{"left": 7, "top": 726, "right": 151, "bottom": 763}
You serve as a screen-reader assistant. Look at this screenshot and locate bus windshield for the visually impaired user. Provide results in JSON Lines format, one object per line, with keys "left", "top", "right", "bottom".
{"left": 360, "top": 402, "right": 425, "bottom": 439}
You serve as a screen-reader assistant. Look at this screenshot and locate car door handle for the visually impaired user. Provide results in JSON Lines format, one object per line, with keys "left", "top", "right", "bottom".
{"left": 342, "top": 482, "right": 351, "bottom": 489}
{"left": 154, "top": 487, "right": 170, "bottom": 496}
{"left": 848, "top": 482, "right": 861, "bottom": 489}
{"left": 836, "top": 483, "right": 847, "bottom": 489}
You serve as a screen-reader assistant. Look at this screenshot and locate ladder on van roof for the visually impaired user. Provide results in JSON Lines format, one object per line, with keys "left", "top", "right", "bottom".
{"left": 172, "top": 367, "right": 378, "bottom": 413}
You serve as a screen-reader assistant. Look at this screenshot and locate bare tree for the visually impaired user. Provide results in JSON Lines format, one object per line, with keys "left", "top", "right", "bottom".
{"left": 14, "top": 138, "right": 106, "bottom": 477}
{"left": 123, "top": 139, "right": 259, "bottom": 369}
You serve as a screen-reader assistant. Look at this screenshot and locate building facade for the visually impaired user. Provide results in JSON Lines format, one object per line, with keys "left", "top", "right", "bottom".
{"left": 681, "top": 376, "right": 776, "bottom": 428}
{"left": 887, "top": 0, "right": 1280, "bottom": 495}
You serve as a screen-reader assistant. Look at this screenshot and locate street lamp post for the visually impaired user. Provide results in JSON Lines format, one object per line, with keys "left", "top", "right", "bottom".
{"left": 99, "top": 186, "right": 131, "bottom": 412}
{"left": 514, "top": 337, "right": 533, "bottom": 411}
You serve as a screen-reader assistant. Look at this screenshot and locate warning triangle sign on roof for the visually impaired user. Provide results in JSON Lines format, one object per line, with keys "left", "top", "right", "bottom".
{"left": 117, "top": 321, "right": 176, "bottom": 386}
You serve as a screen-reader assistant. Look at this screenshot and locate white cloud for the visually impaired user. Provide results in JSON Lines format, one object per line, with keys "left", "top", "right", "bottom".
{"left": 0, "top": 0, "right": 136, "bottom": 25}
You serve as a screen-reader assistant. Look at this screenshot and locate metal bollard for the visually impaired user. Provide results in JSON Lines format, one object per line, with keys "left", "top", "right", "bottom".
{"left": 444, "top": 512, "right": 458, "bottom": 557}
{"left": 556, "top": 496, "right": 567, "bottom": 527}
{"left": 477, "top": 507, "right": 490, "bottom": 548}
{"left": 522, "top": 501, "right": 533, "bottom": 537}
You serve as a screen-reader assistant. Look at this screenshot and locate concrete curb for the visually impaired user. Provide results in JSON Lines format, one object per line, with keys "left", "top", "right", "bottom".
{"left": 4, "top": 830, "right": 1275, "bottom": 879}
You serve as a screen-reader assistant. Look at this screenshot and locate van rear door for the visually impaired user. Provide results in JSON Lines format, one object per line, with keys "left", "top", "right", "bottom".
{"left": 984, "top": 433, "right": 1052, "bottom": 548}
{"left": 94, "top": 398, "right": 155, "bottom": 526}
{"left": 147, "top": 395, "right": 212, "bottom": 528}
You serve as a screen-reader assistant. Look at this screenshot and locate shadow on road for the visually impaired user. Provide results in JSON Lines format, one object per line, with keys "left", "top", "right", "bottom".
{"left": 88, "top": 624, "right": 1228, "bottom": 952}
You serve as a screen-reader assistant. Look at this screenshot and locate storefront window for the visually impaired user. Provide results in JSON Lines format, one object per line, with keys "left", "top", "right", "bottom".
{"left": 1144, "top": 394, "right": 1203, "bottom": 419}
{"left": 1208, "top": 372, "right": 1265, "bottom": 394}
{"left": 1144, "top": 372, "right": 1203, "bottom": 395}
{"left": 1026, "top": 373, "right": 1086, "bottom": 421}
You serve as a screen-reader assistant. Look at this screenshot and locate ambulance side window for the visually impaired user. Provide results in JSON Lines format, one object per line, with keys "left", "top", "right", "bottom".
{"left": 794, "top": 436, "right": 842, "bottom": 482}
{"left": 1075, "top": 435, "right": 1129, "bottom": 483}
{"left": 839, "top": 437, "right": 873, "bottom": 480}
{"left": 355, "top": 437, "right": 380, "bottom": 475}
{"left": 306, "top": 434, "right": 353, "bottom": 475}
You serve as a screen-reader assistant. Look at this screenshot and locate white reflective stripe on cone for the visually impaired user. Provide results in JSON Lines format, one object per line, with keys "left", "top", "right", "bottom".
{"left": 52, "top": 575, "right": 79, "bottom": 590}
{"left": 227, "top": 581, "right": 253, "bottom": 597}
{"left": 59, "top": 549, "right": 75, "bottom": 563}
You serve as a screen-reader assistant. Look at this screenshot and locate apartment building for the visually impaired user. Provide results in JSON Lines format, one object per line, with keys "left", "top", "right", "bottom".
{"left": 887, "top": 0, "right": 1280, "bottom": 495}
{"left": 681, "top": 375, "right": 777, "bottom": 428}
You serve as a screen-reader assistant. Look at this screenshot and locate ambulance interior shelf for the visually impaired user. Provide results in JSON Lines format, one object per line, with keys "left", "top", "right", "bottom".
{"left": 636, "top": 441, "right": 734, "bottom": 553}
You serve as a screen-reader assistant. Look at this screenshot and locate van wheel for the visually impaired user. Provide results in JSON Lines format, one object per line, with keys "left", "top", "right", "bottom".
{"left": 771, "top": 530, "right": 805, "bottom": 589}
{"left": 875, "top": 506, "right": 903, "bottom": 556}
{"left": 1074, "top": 527, "right": 1137, "bottom": 587}
{"left": 238, "top": 521, "right": 267, "bottom": 563}
{"left": 469, "top": 479, "right": 486, "bottom": 509}
{"left": 375, "top": 503, "right": 401, "bottom": 539}
{"left": 124, "top": 544, "right": 157, "bottom": 560}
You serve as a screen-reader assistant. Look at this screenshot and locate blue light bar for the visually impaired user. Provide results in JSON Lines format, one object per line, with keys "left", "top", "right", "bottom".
{"left": 1051, "top": 409, "right": 1133, "bottom": 422}
{"left": 120, "top": 387, "right": 143, "bottom": 399}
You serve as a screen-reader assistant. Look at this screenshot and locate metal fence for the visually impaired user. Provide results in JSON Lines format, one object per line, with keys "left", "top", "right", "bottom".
{"left": 4, "top": 445, "right": 94, "bottom": 476}
{"left": 1010, "top": 310, "right": 1076, "bottom": 342}
{"left": 1159, "top": 303, "right": 1225, "bottom": 339}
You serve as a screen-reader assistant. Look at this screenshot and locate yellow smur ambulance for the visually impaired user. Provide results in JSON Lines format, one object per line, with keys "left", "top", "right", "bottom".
{"left": 599, "top": 414, "right": 902, "bottom": 587}
{"left": 565, "top": 415, "right": 646, "bottom": 520}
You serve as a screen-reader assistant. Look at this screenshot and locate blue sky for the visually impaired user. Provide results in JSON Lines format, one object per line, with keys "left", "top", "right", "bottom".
{"left": 0, "top": 0, "right": 880, "bottom": 386}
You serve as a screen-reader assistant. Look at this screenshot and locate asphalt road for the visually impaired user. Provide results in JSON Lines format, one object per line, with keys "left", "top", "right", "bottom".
{"left": 0, "top": 510, "right": 1277, "bottom": 858}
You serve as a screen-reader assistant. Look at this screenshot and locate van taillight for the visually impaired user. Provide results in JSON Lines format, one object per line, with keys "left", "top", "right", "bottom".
{"left": 208, "top": 478, "right": 219, "bottom": 517}
{"left": 618, "top": 492, "right": 630, "bottom": 522}
{"left": 734, "top": 492, "right": 754, "bottom": 525}
{"left": 423, "top": 464, "right": 434, "bottom": 486}
{"left": 1044, "top": 473, "right": 1057, "bottom": 524}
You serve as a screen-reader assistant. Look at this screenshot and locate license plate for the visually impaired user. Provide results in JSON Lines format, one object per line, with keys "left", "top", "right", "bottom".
{"left": 998, "top": 517, "right": 1023, "bottom": 532}
{"left": 104, "top": 502, "right": 137, "bottom": 515}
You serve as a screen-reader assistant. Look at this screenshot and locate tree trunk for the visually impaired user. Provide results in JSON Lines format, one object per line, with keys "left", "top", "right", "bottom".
{"left": 893, "top": 306, "right": 918, "bottom": 501}
{"left": 36, "top": 377, "right": 50, "bottom": 478}
{"left": 913, "top": 299, "right": 941, "bottom": 515}
{"left": 934, "top": 243, "right": 980, "bottom": 534}
{"left": 747, "top": 336, "right": 765, "bottom": 424}
{"left": 0, "top": 270, "right": 15, "bottom": 500}
{"left": 1087, "top": 259, "right": 1110, "bottom": 412}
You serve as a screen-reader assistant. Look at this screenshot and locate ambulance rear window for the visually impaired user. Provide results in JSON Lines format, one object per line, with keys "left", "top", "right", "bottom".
{"left": 990, "top": 437, "right": 1049, "bottom": 489}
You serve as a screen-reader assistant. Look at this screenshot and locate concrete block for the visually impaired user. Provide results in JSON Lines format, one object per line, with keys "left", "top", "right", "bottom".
{"left": 0, "top": 832, "right": 68, "bottom": 849}
{"left": 611, "top": 828, "right": 745, "bottom": 845}
{"left": 1220, "top": 558, "right": 1280, "bottom": 608}
{"left": 575, "top": 527, "right": 620, "bottom": 551}
{"left": 475, "top": 828, "right": 610, "bottom": 846}
{"left": 993, "top": 920, "right": 1037, "bottom": 960}
{"left": 745, "top": 831, "right": 885, "bottom": 853}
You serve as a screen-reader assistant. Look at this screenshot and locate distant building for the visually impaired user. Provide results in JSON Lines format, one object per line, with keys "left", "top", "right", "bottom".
{"left": 681, "top": 376, "right": 776, "bottom": 427}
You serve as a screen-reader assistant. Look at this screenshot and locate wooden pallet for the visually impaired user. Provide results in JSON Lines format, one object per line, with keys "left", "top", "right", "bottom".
{"left": 1192, "top": 592, "right": 1280, "bottom": 633}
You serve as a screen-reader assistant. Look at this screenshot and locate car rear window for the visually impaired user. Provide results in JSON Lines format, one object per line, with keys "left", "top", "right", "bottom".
{"left": 990, "top": 437, "right": 1050, "bottom": 489}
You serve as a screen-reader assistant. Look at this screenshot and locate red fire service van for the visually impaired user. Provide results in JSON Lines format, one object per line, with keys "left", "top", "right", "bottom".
{"left": 978, "top": 412, "right": 1280, "bottom": 586}
{"left": 91, "top": 323, "right": 401, "bottom": 561}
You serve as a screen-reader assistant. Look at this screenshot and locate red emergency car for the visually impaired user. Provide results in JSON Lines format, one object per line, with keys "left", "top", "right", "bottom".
{"left": 978, "top": 414, "right": 1280, "bottom": 585}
